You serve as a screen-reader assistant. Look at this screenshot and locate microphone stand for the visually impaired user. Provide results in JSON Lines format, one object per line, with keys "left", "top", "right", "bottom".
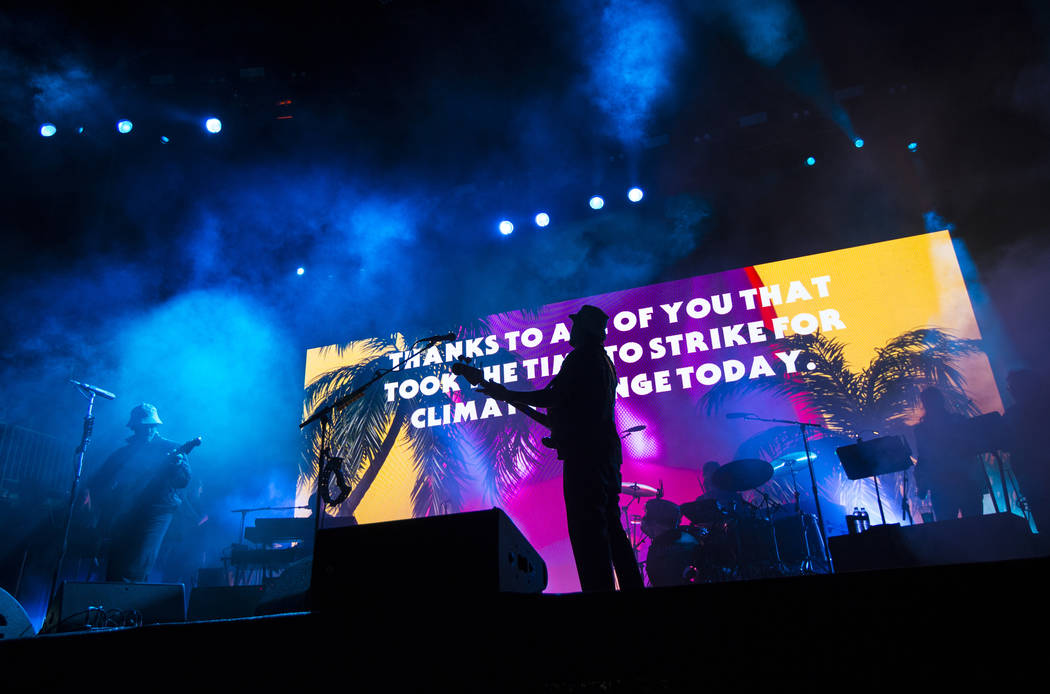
{"left": 299, "top": 336, "right": 451, "bottom": 539}
{"left": 735, "top": 414, "right": 834, "bottom": 572}
{"left": 47, "top": 384, "right": 106, "bottom": 619}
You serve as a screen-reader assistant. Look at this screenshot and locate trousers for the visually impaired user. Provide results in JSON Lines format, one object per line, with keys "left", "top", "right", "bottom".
{"left": 562, "top": 452, "right": 643, "bottom": 591}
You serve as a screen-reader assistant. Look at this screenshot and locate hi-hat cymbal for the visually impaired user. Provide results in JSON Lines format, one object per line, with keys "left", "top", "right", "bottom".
{"left": 711, "top": 459, "right": 774, "bottom": 492}
{"left": 620, "top": 482, "right": 659, "bottom": 498}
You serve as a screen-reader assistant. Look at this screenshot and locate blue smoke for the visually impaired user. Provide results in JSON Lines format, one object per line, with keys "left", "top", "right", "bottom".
{"left": 712, "top": 0, "right": 856, "bottom": 139}
{"left": 722, "top": 0, "right": 800, "bottom": 66}
{"left": 582, "top": 0, "right": 684, "bottom": 145}
{"left": 924, "top": 210, "right": 955, "bottom": 233}
{"left": 30, "top": 62, "right": 106, "bottom": 122}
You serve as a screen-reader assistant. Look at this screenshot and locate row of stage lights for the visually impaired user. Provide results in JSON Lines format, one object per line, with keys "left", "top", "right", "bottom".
{"left": 38, "top": 118, "right": 224, "bottom": 140}
{"left": 499, "top": 140, "right": 921, "bottom": 234}
{"left": 803, "top": 138, "right": 919, "bottom": 167}
{"left": 295, "top": 137, "right": 920, "bottom": 273}
{"left": 498, "top": 187, "right": 646, "bottom": 236}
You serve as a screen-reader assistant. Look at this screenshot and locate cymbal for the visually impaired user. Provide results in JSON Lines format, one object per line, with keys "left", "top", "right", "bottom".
{"left": 620, "top": 482, "right": 659, "bottom": 498}
{"left": 711, "top": 459, "right": 774, "bottom": 492}
{"left": 772, "top": 450, "right": 817, "bottom": 474}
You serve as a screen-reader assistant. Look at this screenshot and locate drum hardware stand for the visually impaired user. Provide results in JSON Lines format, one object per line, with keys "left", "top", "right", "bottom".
{"left": 300, "top": 335, "right": 453, "bottom": 537}
{"left": 620, "top": 480, "right": 661, "bottom": 561}
{"left": 733, "top": 414, "right": 834, "bottom": 571}
{"left": 899, "top": 473, "right": 913, "bottom": 524}
{"left": 780, "top": 460, "right": 816, "bottom": 573}
{"left": 752, "top": 490, "right": 787, "bottom": 575}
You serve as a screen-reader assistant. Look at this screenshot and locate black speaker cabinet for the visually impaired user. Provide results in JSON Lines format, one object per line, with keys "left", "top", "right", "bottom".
{"left": 188, "top": 585, "right": 265, "bottom": 621}
{"left": 829, "top": 513, "right": 1039, "bottom": 573}
{"left": 311, "top": 508, "right": 547, "bottom": 609}
{"left": 42, "top": 581, "right": 185, "bottom": 633}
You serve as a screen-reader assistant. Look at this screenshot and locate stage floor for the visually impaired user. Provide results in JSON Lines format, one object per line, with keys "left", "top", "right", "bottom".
{"left": 3, "top": 554, "right": 1047, "bottom": 691}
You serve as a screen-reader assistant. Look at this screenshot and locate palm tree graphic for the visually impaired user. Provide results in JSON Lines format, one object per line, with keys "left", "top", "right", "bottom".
{"left": 303, "top": 329, "right": 548, "bottom": 519}
{"left": 701, "top": 328, "right": 985, "bottom": 519}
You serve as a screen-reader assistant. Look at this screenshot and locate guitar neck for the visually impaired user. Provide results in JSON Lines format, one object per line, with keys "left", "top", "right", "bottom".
{"left": 505, "top": 396, "right": 549, "bottom": 428}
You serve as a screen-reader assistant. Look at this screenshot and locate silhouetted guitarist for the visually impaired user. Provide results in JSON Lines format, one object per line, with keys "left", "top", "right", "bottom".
{"left": 479, "top": 305, "right": 642, "bottom": 592}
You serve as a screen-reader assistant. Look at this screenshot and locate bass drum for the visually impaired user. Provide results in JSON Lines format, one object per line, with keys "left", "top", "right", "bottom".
{"left": 644, "top": 526, "right": 706, "bottom": 587}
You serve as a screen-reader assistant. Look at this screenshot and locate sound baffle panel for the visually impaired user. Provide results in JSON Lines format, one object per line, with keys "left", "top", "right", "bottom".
{"left": 311, "top": 508, "right": 547, "bottom": 610}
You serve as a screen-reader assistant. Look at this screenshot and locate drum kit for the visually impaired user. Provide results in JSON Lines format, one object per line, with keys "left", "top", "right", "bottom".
{"left": 620, "top": 456, "right": 827, "bottom": 587}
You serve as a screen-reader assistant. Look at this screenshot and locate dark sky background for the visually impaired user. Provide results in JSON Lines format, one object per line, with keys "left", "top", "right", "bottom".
{"left": 1, "top": 0, "right": 1048, "bottom": 565}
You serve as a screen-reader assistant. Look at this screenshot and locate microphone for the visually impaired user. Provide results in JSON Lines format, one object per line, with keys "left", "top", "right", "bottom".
{"left": 725, "top": 412, "right": 754, "bottom": 419}
{"left": 69, "top": 379, "right": 116, "bottom": 400}
{"left": 416, "top": 332, "right": 457, "bottom": 344}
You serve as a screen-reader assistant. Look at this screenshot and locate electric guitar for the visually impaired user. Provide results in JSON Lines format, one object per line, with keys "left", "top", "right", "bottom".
{"left": 450, "top": 361, "right": 558, "bottom": 450}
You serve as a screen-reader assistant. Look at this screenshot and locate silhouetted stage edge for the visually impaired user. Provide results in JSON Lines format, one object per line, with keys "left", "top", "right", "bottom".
{"left": 5, "top": 555, "right": 1048, "bottom": 689}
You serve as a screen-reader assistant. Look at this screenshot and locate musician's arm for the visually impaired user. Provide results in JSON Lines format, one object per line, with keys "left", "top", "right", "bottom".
{"left": 480, "top": 381, "right": 557, "bottom": 408}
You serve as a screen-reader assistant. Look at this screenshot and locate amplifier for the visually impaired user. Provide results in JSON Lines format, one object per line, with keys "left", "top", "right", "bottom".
{"left": 42, "top": 581, "right": 185, "bottom": 633}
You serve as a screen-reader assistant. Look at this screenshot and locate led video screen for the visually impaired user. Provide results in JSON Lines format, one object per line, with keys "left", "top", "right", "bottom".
{"left": 301, "top": 231, "right": 1001, "bottom": 592}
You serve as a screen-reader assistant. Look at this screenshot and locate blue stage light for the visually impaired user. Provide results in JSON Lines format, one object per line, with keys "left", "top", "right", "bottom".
{"left": 117, "top": 119, "right": 133, "bottom": 134}
{"left": 535, "top": 212, "right": 550, "bottom": 227}
{"left": 908, "top": 142, "right": 918, "bottom": 152}
{"left": 160, "top": 136, "right": 170, "bottom": 144}
{"left": 296, "top": 267, "right": 305, "bottom": 276}
{"left": 77, "top": 126, "right": 84, "bottom": 134}
{"left": 40, "top": 123, "right": 56, "bottom": 137}
{"left": 854, "top": 138, "right": 864, "bottom": 148}
{"left": 205, "top": 118, "right": 222, "bottom": 133}
{"left": 627, "top": 187, "right": 644, "bottom": 203}
{"left": 806, "top": 156, "right": 816, "bottom": 166}
{"left": 499, "top": 220, "right": 514, "bottom": 235}
{"left": 589, "top": 196, "right": 605, "bottom": 210}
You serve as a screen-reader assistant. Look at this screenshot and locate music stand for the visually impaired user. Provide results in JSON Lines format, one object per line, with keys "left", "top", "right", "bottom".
{"left": 836, "top": 436, "right": 913, "bottom": 525}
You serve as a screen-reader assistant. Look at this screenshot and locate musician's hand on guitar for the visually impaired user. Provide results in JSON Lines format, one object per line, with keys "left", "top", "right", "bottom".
{"left": 168, "top": 452, "right": 192, "bottom": 489}
{"left": 478, "top": 381, "right": 511, "bottom": 401}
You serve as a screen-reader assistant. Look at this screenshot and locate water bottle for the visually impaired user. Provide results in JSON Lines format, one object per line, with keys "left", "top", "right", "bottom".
{"left": 847, "top": 507, "right": 861, "bottom": 534}
{"left": 859, "top": 507, "right": 870, "bottom": 531}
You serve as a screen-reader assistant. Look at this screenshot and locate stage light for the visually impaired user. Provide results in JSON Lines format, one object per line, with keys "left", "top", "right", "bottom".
{"left": 205, "top": 118, "right": 222, "bottom": 133}
{"left": 77, "top": 126, "right": 84, "bottom": 135}
{"left": 908, "top": 142, "right": 918, "bottom": 152}
{"left": 160, "top": 136, "right": 170, "bottom": 144}
{"left": 535, "top": 212, "right": 550, "bottom": 227}
{"left": 589, "top": 196, "right": 605, "bottom": 210}
{"left": 499, "top": 220, "right": 514, "bottom": 235}
{"left": 627, "top": 187, "right": 644, "bottom": 203}
{"left": 854, "top": 138, "right": 864, "bottom": 148}
{"left": 806, "top": 156, "right": 816, "bottom": 166}
{"left": 296, "top": 267, "right": 305, "bottom": 276}
{"left": 40, "top": 123, "right": 56, "bottom": 137}
{"left": 117, "top": 119, "right": 133, "bottom": 134}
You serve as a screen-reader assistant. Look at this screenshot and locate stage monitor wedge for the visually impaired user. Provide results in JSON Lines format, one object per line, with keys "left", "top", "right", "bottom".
{"left": 311, "top": 507, "right": 547, "bottom": 610}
